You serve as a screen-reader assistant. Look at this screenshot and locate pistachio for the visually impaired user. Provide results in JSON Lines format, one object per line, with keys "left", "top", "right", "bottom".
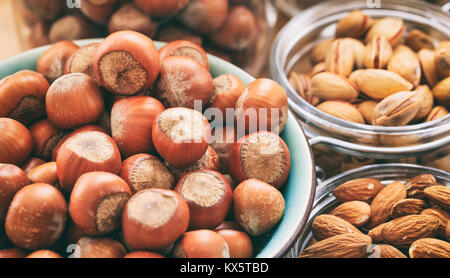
{"left": 405, "top": 29, "right": 436, "bottom": 52}
{"left": 344, "top": 38, "right": 366, "bottom": 69}
{"left": 317, "top": 101, "right": 365, "bottom": 124}
{"left": 388, "top": 46, "right": 422, "bottom": 87}
{"left": 311, "top": 62, "right": 326, "bottom": 76}
{"left": 311, "top": 38, "right": 334, "bottom": 64}
{"left": 364, "top": 35, "right": 393, "bottom": 69}
{"left": 335, "top": 10, "right": 371, "bottom": 38}
{"left": 435, "top": 48, "right": 450, "bottom": 78}
{"left": 311, "top": 72, "right": 359, "bottom": 101}
{"left": 413, "top": 85, "right": 434, "bottom": 121}
{"left": 289, "top": 72, "right": 313, "bottom": 104}
{"left": 418, "top": 49, "right": 439, "bottom": 87}
{"left": 366, "top": 17, "right": 406, "bottom": 47}
{"left": 432, "top": 77, "right": 450, "bottom": 107}
{"left": 325, "top": 39, "right": 355, "bottom": 77}
{"left": 357, "top": 100, "right": 378, "bottom": 124}
{"left": 349, "top": 69, "right": 413, "bottom": 99}
{"left": 425, "top": 106, "right": 449, "bottom": 122}
{"left": 372, "top": 91, "right": 421, "bottom": 126}
{"left": 436, "top": 40, "right": 450, "bottom": 52}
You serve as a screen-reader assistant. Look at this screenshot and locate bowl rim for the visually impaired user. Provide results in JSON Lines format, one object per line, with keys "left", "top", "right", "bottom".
{"left": 0, "top": 38, "right": 317, "bottom": 258}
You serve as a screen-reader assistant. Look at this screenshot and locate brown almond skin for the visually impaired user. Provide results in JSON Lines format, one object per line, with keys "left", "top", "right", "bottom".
{"left": 330, "top": 201, "right": 371, "bottom": 227}
{"left": 299, "top": 233, "right": 372, "bottom": 258}
{"left": 369, "top": 244, "right": 407, "bottom": 258}
{"left": 367, "top": 223, "right": 389, "bottom": 243}
{"left": 333, "top": 178, "right": 384, "bottom": 203}
{"left": 424, "top": 185, "right": 450, "bottom": 210}
{"left": 367, "top": 181, "right": 407, "bottom": 229}
{"left": 311, "top": 214, "right": 361, "bottom": 241}
{"left": 405, "top": 174, "right": 437, "bottom": 199}
{"left": 420, "top": 208, "right": 450, "bottom": 238}
{"left": 381, "top": 215, "right": 440, "bottom": 248}
{"left": 390, "top": 198, "right": 427, "bottom": 219}
{"left": 409, "top": 238, "right": 450, "bottom": 258}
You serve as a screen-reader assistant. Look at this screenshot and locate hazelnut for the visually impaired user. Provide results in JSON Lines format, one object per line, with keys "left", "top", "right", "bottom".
{"left": 72, "top": 237, "right": 126, "bottom": 258}
{"left": 37, "top": 41, "right": 80, "bottom": 83}
{"left": 94, "top": 31, "right": 160, "bottom": 96}
{"left": 69, "top": 172, "right": 132, "bottom": 236}
{"left": 166, "top": 146, "right": 219, "bottom": 180}
{"left": 108, "top": 4, "right": 158, "bottom": 38}
{"left": 123, "top": 251, "right": 165, "bottom": 258}
{"left": 64, "top": 43, "right": 100, "bottom": 83}
{"left": 0, "top": 70, "right": 49, "bottom": 125}
{"left": 209, "top": 126, "right": 237, "bottom": 174}
{"left": 152, "top": 108, "right": 211, "bottom": 168}
{"left": 120, "top": 154, "right": 176, "bottom": 193}
{"left": 48, "top": 15, "right": 96, "bottom": 44}
{"left": 29, "top": 119, "right": 66, "bottom": 161}
{"left": 0, "top": 118, "right": 33, "bottom": 165}
{"left": 210, "top": 74, "right": 245, "bottom": 116}
{"left": 56, "top": 131, "right": 122, "bottom": 192}
{"left": 177, "top": 0, "right": 228, "bottom": 35}
{"left": 134, "top": 0, "right": 188, "bottom": 18}
{"left": 0, "top": 164, "right": 30, "bottom": 224}
{"left": 159, "top": 40, "right": 209, "bottom": 70}
{"left": 233, "top": 179, "right": 285, "bottom": 236}
{"left": 173, "top": 230, "right": 230, "bottom": 258}
{"left": 175, "top": 170, "right": 232, "bottom": 229}
{"left": 5, "top": 183, "right": 67, "bottom": 250}
{"left": 155, "top": 56, "right": 213, "bottom": 109}
{"left": 210, "top": 6, "right": 257, "bottom": 50}
{"left": 26, "top": 250, "right": 63, "bottom": 258}
{"left": 216, "top": 229, "right": 253, "bottom": 258}
{"left": 27, "top": 162, "right": 58, "bottom": 185}
{"left": 80, "top": 0, "right": 118, "bottom": 25}
{"left": 46, "top": 73, "right": 105, "bottom": 129}
{"left": 111, "top": 96, "right": 164, "bottom": 158}
{"left": 122, "top": 188, "right": 190, "bottom": 250}
{"left": 229, "top": 131, "right": 291, "bottom": 189}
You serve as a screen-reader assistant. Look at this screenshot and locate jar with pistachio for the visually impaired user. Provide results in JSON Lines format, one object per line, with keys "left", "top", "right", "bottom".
{"left": 288, "top": 10, "right": 450, "bottom": 127}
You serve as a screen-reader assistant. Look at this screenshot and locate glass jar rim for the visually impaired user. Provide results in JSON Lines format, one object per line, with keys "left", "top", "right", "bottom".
{"left": 271, "top": 0, "right": 450, "bottom": 137}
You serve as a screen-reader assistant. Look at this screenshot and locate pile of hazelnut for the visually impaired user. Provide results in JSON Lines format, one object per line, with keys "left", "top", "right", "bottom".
{"left": 0, "top": 30, "right": 291, "bottom": 258}
{"left": 289, "top": 10, "right": 450, "bottom": 126}
{"left": 18, "top": 0, "right": 266, "bottom": 75}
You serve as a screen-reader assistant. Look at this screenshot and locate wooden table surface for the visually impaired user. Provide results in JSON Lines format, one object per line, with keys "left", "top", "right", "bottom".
{"left": 0, "top": 0, "right": 22, "bottom": 60}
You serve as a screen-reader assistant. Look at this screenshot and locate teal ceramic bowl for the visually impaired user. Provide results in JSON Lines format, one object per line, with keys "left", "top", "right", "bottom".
{"left": 0, "top": 40, "right": 316, "bottom": 258}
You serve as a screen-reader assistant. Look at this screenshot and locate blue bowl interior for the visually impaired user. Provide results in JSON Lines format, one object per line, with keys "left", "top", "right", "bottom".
{"left": 0, "top": 39, "right": 315, "bottom": 258}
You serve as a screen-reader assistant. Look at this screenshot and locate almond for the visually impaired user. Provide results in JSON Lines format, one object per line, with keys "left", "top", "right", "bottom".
{"left": 420, "top": 208, "right": 450, "bottom": 238}
{"left": 405, "top": 174, "right": 437, "bottom": 199}
{"left": 446, "top": 220, "right": 450, "bottom": 241}
{"left": 390, "top": 198, "right": 427, "bottom": 219}
{"left": 367, "top": 181, "right": 407, "bottom": 228}
{"left": 333, "top": 178, "right": 384, "bottom": 202}
{"left": 381, "top": 215, "right": 440, "bottom": 248}
{"left": 299, "top": 233, "right": 372, "bottom": 258}
{"left": 311, "top": 214, "right": 362, "bottom": 241}
{"left": 409, "top": 238, "right": 450, "bottom": 258}
{"left": 330, "top": 201, "right": 371, "bottom": 227}
{"left": 424, "top": 185, "right": 450, "bottom": 210}
{"left": 369, "top": 244, "right": 407, "bottom": 258}
{"left": 367, "top": 222, "right": 389, "bottom": 243}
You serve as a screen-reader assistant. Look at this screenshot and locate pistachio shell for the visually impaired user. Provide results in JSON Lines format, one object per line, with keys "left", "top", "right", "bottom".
{"left": 357, "top": 100, "right": 378, "bottom": 124}
{"left": 425, "top": 106, "right": 448, "bottom": 122}
{"left": 432, "top": 77, "right": 450, "bottom": 108}
{"left": 325, "top": 39, "right": 355, "bottom": 77}
{"left": 349, "top": 69, "right": 413, "bottom": 99}
{"left": 335, "top": 10, "right": 371, "bottom": 38}
{"left": 388, "top": 46, "right": 422, "bottom": 87}
{"left": 344, "top": 38, "right": 366, "bottom": 69}
{"left": 311, "top": 39, "right": 334, "bottom": 64}
{"left": 435, "top": 48, "right": 450, "bottom": 78}
{"left": 289, "top": 72, "right": 313, "bottom": 104}
{"left": 317, "top": 100, "right": 365, "bottom": 124}
{"left": 372, "top": 90, "right": 421, "bottom": 126}
{"left": 418, "top": 49, "right": 439, "bottom": 87}
{"left": 364, "top": 35, "right": 393, "bottom": 69}
{"left": 366, "top": 17, "right": 406, "bottom": 47}
{"left": 310, "top": 72, "right": 359, "bottom": 101}
{"left": 413, "top": 85, "right": 434, "bottom": 121}
{"left": 405, "top": 29, "right": 436, "bottom": 52}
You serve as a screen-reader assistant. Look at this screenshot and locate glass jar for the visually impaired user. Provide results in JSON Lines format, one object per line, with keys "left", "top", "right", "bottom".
{"left": 12, "top": 0, "right": 277, "bottom": 77}
{"left": 270, "top": 0, "right": 450, "bottom": 172}
{"left": 291, "top": 163, "right": 450, "bottom": 257}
